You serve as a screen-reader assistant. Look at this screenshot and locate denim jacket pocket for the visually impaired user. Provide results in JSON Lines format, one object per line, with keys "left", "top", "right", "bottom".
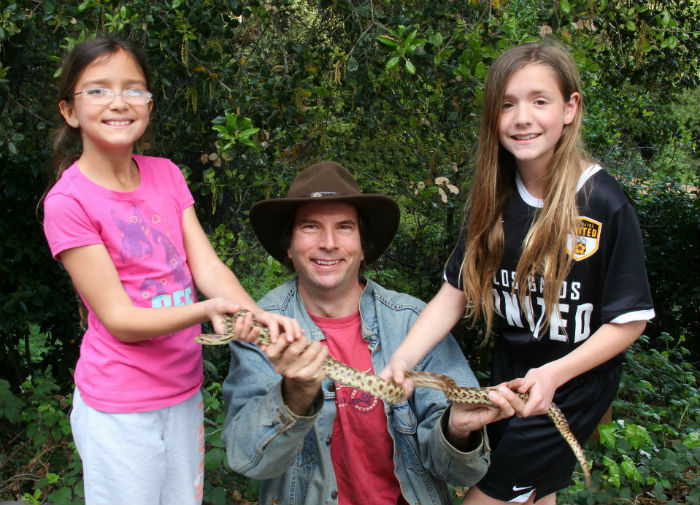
{"left": 390, "top": 401, "right": 425, "bottom": 473}
{"left": 390, "top": 400, "right": 417, "bottom": 433}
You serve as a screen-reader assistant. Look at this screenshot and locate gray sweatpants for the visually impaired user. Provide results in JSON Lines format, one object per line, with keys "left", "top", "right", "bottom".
{"left": 71, "top": 387, "right": 204, "bottom": 505}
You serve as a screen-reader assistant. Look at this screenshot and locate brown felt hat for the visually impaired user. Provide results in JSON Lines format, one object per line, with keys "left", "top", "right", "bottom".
{"left": 250, "top": 161, "right": 400, "bottom": 265}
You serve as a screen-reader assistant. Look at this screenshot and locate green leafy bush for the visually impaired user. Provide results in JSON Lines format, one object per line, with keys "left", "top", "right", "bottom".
{"left": 1, "top": 1, "right": 699, "bottom": 503}
{"left": 0, "top": 372, "right": 82, "bottom": 503}
{"left": 559, "top": 333, "right": 700, "bottom": 504}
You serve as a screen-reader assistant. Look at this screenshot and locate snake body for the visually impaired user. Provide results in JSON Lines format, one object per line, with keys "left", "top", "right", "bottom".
{"left": 196, "top": 310, "right": 591, "bottom": 489}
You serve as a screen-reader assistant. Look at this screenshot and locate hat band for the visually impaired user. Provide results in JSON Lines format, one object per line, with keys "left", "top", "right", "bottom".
{"left": 306, "top": 191, "right": 342, "bottom": 198}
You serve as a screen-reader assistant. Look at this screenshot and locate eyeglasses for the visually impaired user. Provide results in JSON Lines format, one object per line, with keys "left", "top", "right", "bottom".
{"left": 72, "top": 88, "right": 153, "bottom": 105}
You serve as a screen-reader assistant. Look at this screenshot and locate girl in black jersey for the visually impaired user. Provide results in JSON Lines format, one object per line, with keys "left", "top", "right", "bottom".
{"left": 381, "top": 42, "right": 654, "bottom": 504}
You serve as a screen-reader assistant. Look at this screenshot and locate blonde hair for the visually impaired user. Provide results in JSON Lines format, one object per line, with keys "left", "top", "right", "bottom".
{"left": 461, "top": 41, "right": 589, "bottom": 339}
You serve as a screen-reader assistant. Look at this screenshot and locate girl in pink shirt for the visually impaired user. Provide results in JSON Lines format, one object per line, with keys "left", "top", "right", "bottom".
{"left": 42, "top": 38, "right": 300, "bottom": 505}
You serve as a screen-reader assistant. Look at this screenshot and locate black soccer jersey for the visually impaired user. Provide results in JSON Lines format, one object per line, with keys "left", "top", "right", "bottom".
{"left": 445, "top": 165, "right": 655, "bottom": 368}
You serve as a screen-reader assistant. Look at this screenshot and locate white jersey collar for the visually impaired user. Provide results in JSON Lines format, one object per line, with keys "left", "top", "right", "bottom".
{"left": 515, "top": 164, "right": 602, "bottom": 208}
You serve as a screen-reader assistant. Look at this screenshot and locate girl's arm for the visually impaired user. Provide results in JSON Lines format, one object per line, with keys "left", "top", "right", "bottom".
{"left": 380, "top": 281, "right": 468, "bottom": 385}
{"left": 181, "top": 206, "right": 258, "bottom": 309}
{"left": 180, "top": 206, "right": 301, "bottom": 342}
{"left": 59, "top": 242, "right": 232, "bottom": 342}
{"left": 58, "top": 207, "right": 301, "bottom": 343}
{"left": 511, "top": 319, "right": 646, "bottom": 417}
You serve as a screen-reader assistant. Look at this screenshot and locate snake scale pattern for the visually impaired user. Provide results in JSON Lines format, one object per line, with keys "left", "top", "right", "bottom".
{"left": 196, "top": 309, "right": 592, "bottom": 489}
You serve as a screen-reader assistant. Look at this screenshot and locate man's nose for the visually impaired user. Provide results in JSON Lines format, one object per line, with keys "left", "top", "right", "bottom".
{"left": 318, "top": 228, "right": 336, "bottom": 248}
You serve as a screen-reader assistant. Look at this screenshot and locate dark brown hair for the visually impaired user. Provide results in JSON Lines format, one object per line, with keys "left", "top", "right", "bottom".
{"left": 41, "top": 38, "right": 151, "bottom": 202}
{"left": 38, "top": 38, "right": 152, "bottom": 328}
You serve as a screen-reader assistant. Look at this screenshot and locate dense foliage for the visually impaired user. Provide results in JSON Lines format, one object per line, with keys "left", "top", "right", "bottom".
{"left": 1, "top": 0, "right": 698, "bottom": 503}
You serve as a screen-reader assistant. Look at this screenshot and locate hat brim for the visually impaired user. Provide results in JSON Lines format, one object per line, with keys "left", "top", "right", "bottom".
{"left": 250, "top": 194, "right": 400, "bottom": 265}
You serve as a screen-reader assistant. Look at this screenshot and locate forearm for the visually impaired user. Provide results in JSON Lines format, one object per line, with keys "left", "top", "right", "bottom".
{"left": 392, "top": 282, "right": 467, "bottom": 370}
{"left": 443, "top": 406, "right": 481, "bottom": 452}
{"left": 182, "top": 205, "right": 261, "bottom": 313}
{"left": 547, "top": 320, "right": 646, "bottom": 388}
{"left": 99, "top": 298, "right": 216, "bottom": 342}
{"left": 421, "top": 407, "right": 489, "bottom": 486}
{"left": 223, "top": 344, "right": 320, "bottom": 478}
{"left": 282, "top": 377, "right": 323, "bottom": 416}
{"left": 194, "top": 259, "right": 260, "bottom": 313}
{"left": 412, "top": 334, "right": 489, "bottom": 486}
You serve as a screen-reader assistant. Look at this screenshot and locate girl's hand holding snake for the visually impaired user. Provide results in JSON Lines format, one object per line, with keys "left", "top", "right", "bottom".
{"left": 206, "top": 298, "right": 258, "bottom": 342}
{"left": 254, "top": 311, "right": 304, "bottom": 345}
{"left": 378, "top": 356, "right": 415, "bottom": 399}
{"left": 509, "top": 362, "right": 561, "bottom": 417}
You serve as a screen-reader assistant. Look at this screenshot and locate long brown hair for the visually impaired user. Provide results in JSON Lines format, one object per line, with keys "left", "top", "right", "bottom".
{"left": 461, "top": 41, "right": 588, "bottom": 339}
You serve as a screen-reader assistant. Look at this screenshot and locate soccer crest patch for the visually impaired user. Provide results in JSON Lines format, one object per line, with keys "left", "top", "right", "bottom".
{"left": 569, "top": 217, "right": 602, "bottom": 261}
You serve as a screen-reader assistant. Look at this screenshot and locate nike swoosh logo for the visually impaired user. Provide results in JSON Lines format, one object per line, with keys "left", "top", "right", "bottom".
{"left": 512, "top": 485, "right": 534, "bottom": 492}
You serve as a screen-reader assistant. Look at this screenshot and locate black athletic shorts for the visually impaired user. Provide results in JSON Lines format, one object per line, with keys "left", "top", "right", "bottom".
{"left": 476, "top": 350, "right": 622, "bottom": 502}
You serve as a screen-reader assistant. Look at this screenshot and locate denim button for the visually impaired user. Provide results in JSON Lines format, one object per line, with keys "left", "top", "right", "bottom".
{"left": 331, "top": 490, "right": 338, "bottom": 499}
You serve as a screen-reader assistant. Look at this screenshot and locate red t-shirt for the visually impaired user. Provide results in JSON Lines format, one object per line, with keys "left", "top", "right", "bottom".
{"left": 311, "top": 312, "right": 407, "bottom": 505}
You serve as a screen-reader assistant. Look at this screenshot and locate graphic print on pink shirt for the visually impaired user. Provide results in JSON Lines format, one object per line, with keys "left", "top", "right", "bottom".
{"left": 110, "top": 203, "right": 194, "bottom": 309}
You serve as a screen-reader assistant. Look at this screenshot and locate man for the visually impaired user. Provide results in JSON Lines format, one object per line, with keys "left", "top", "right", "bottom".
{"left": 222, "top": 161, "right": 515, "bottom": 505}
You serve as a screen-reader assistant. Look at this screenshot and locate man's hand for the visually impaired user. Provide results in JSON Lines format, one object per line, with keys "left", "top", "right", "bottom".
{"left": 264, "top": 334, "right": 328, "bottom": 416}
{"left": 444, "top": 384, "right": 522, "bottom": 451}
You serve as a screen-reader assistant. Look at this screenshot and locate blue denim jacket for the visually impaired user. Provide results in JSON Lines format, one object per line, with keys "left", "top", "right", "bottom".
{"left": 222, "top": 278, "right": 490, "bottom": 505}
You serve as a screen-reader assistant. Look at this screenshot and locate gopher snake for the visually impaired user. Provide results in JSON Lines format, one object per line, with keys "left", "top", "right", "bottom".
{"left": 196, "top": 309, "right": 591, "bottom": 488}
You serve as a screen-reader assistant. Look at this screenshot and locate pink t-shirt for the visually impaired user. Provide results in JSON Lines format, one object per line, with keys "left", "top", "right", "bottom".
{"left": 43, "top": 155, "right": 203, "bottom": 413}
{"left": 311, "top": 312, "right": 406, "bottom": 505}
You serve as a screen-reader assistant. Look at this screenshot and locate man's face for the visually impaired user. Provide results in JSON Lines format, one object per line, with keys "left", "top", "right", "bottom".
{"left": 287, "top": 201, "right": 364, "bottom": 299}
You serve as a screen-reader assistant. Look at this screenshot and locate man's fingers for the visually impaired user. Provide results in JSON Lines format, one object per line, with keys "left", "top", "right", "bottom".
{"left": 487, "top": 390, "right": 515, "bottom": 419}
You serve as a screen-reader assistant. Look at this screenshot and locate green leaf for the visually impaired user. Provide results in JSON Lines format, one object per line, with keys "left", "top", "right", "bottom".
{"left": 603, "top": 455, "right": 621, "bottom": 488}
{"left": 203, "top": 359, "right": 218, "bottom": 377}
{"left": 204, "top": 448, "right": 225, "bottom": 472}
{"left": 225, "top": 112, "right": 238, "bottom": 131}
{"left": 209, "top": 486, "right": 227, "bottom": 504}
{"left": 625, "top": 423, "right": 653, "bottom": 450}
{"left": 430, "top": 32, "right": 443, "bottom": 47}
{"left": 385, "top": 56, "right": 400, "bottom": 71}
{"left": 474, "top": 61, "right": 487, "bottom": 79}
{"left": 377, "top": 35, "right": 399, "bottom": 48}
{"left": 405, "top": 59, "right": 416, "bottom": 75}
{"left": 598, "top": 423, "right": 617, "bottom": 449}
{"left": 237, "top": 127, "right": 260, "bottom": 139}
{"left": 683, "top": 430, "right": 700, "bottom": 449}
{"left": 560, "top": 0, "right": 571, "bottom": 14}
{"left": 661, "top": 36, "right": 679, "bottom": 49}
{"left": 621, "top": 455, "right": 644, "bottom": 483}
{"left": 47, "top": 487, "right": 72, "bottom": 503}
